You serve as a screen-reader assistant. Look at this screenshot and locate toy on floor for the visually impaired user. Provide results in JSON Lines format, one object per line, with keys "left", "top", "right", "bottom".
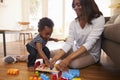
{"left": 34, "top": 61, "right": 41, "bottom": 72}
{"left": 72, "top": 78, "right": 81, "bottom": 80}
{"left": 52, "top": 74, "right": 57, "bottom": 80}
{"left": 35, "top": 71, "right": 40, "bottom": 76}
{"left": 29, "top": 73, "right": 49, "bottom": 80}
{"left": 35, "top": 64, "right": 59, "bottom": 73}
{"left": 40, "top": 73, "right": 50, "bottom": 80}
{"left": 62, "top": 72, "right": 74, "bottom": 80}
{"left": 68, "top": 69, "right": 80, "bottom": 77}
{"left": 34, "top": 59, "right": 43, "bottom": 71}
{"left": 61, "top": 69, "right": 80, "bottom": 80}
{"left": 7, "top": 68, "right": 19, "bottom": 75}
{"left": 29, "top": 75, "right": 42, "bottom": 80}
{"left": 35, "top": 59, "right": 59, "bottom": 73}
{"left": 59, "top": 77, "right": 68, "bottom": 80}
{"left": 34, "top": 59, "right": 81, "bottom": 80}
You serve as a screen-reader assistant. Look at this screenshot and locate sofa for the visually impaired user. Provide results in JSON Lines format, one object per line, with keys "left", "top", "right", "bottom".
{"left": 101, "top": 14, "right": 120, "bottom": 68}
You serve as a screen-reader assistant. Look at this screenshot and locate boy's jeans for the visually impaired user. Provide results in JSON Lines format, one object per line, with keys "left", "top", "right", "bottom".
{"left": 26, "top": 44, "right": 50, "bottom": 67}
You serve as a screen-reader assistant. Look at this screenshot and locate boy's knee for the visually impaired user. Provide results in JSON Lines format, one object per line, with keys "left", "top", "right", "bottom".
{"left": 42, "top": 46, "right": 50, "bottom": 59}
{"left": 29, "top": 52, "right": 37, "bottom": 57}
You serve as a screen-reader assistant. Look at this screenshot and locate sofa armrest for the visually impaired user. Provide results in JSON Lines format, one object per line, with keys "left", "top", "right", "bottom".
{"left": 102, "top": 23, "right": 120, "bottom": 43}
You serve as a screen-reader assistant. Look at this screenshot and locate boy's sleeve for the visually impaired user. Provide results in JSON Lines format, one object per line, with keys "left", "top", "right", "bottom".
{"left": 35, "top": 38, "right": 43, "bottom": 43}
{"left": 33, "top": 35, "right": 44, "bottom": 44}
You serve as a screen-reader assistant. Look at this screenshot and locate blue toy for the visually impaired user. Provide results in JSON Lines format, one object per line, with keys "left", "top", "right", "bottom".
{"left": 69, "top": 69, "right": 80, "bottom": 77}
{"left": 40, "top": 73, "right": 49, "bottom": 80}
{"left": 61, "top": 69, "right": 80, "bottom": 80}
{"left": 62, "top": 72, "right": 74, "bottom": 80}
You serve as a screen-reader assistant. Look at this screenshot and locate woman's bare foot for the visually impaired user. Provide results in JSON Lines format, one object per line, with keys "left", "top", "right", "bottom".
{"left": 28, "top": 67, "right": 34, "bottom": 71}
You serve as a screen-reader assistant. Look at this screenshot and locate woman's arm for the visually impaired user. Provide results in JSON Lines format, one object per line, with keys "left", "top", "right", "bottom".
{"left": 64, "top": 46, "right": 86, "bottom": 63}
{"left": 56, "top": 46, "right": 86, "bottom": 71}
{"left": 50, "top": 49, "right": 65, "bottom": 66}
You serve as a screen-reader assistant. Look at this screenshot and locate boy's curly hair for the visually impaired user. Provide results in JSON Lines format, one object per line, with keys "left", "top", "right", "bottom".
{"left": 38, "top": 17, "right": 54, "bottom": 30}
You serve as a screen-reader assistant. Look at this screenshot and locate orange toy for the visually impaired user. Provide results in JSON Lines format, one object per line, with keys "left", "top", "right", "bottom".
{"left": 29, "top": 76, "right": 42, "bottom": 80}
{"left": 7, "top": 68, "right": 19, "bottom": 75}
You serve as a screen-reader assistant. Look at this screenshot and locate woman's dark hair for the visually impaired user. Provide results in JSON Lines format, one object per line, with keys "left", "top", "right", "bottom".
{"left": 38, "top": 17, "right": 54, "bottom": 30}
{"left": 72, "top": 0, "right": 103, "bottom": 24}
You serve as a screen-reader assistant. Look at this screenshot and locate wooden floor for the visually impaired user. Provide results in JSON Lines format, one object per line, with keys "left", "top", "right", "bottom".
{"left": 0, "top": 40, "right": 120, "bottom": 80}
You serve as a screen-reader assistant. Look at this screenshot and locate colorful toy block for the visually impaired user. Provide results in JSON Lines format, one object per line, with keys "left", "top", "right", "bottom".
{"left": 59, "top": 69, "right": 80, "bottom": 80}
{"left": 72, "top": 78, "right": 81, "bottom": 80}
{"left": 34, "top": 59, "right": 44, "bottom": 71}
{"left": 40, "top": 73, "right": 49, "bottom": 80}
{"left": 60, "top": 77, "right": 68, "bottom": 80}
{"left": 52, "top": 74, "right": 57, "bottom": 80}
{"left": 69, "top": 69, "right": 80, "bottom": 77}
{"left": 34, "top": 61, "right": 40, "bottom": 71}
{"left": 62, "top": 72, "right": 74, "bottom": 80}
{"left": 7, "top": 68, "right": 19, "bottom": 75}
{"left": 29, "top": 75, "right": 42, "bottom": 80}
{"left": 35, "top": 71, "right": 40, "bottom": 76}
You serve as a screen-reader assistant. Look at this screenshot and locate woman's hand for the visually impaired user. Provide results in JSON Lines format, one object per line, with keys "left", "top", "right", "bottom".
{"left": 56, "top": 59, "right": 70, "bottom": 71}
{"left": 50, "top": 58, "right": 57, "bottom": 69}
{"left": 50, "top": 49, "right": 65, "bottom": 69}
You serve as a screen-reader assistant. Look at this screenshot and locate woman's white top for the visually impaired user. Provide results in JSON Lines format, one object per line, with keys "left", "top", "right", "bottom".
{"left": 62, "top": 16, "right": 105, "bottom": 62}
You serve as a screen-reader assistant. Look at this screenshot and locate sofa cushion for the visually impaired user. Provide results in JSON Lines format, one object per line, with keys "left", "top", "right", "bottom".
{"left": 106, "top": 14, "right": 119, "bottom": 24}
{"left": 102, "top": 39, "right": 120, "bottom": 67}
{"left": 103, "top": 23, "right": 120, "bottom": 43}
{"left": 114, "top": 15, "right": 120, "bottom": 24}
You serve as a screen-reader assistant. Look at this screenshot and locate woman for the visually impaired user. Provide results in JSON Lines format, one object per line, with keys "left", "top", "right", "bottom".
{"left": 51, "top": 0, "right": 105, "bottom": 71}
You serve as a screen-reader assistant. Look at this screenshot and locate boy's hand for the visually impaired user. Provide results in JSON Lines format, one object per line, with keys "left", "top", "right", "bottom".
{"left": 53, "top": 39, "right": 59, "bottom": 42}
{"left": 44, "top": 60, "right": 50, "bottom": 67}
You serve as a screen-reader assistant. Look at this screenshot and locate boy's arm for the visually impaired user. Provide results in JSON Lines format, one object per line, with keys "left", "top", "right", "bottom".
{"left": 49, "top": 38, "right": 67, "bottom": 42}
{"left": 36, "top": 42, "right": 50, "bottom": 67}
{"left": 49, "top": 38, "right": 59, "bottom": 42}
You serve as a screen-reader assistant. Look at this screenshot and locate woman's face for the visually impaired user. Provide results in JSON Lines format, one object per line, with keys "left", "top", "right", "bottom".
{"left": 73, "top": 0, "right": 82, "bottom": 17}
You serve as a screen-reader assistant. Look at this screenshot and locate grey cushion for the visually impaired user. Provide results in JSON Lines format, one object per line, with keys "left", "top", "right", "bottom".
{"left": 106, "top": 14, "right": 119, "bottom": 24}
{"left": 103, "top": 23, "right": 120, "bottom": 43}
{"left": 114, "top": 15, "right": 120, "bottom": 24}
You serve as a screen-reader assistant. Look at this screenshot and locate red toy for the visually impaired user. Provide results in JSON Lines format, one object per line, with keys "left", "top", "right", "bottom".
{"left": 34, "top": 61, "right": 40, "bottom": 71}
{"left": 52, "top": 74, "right": 57, "bottom": 80}
{"left": 60, "top": 77, "right": 68, "bottom": 80}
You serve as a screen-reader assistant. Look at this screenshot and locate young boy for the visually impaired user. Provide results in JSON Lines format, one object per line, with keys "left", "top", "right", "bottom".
{"left": 26, "top": 17, "right": 58, "bottom": 71}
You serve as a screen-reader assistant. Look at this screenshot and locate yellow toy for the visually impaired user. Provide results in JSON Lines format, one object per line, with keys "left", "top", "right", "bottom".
{"left": 7, "top": 68, "right": 19, "bottom": 75}
{"left": 72, "top": 78, "right": 81, "bottom": 80}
